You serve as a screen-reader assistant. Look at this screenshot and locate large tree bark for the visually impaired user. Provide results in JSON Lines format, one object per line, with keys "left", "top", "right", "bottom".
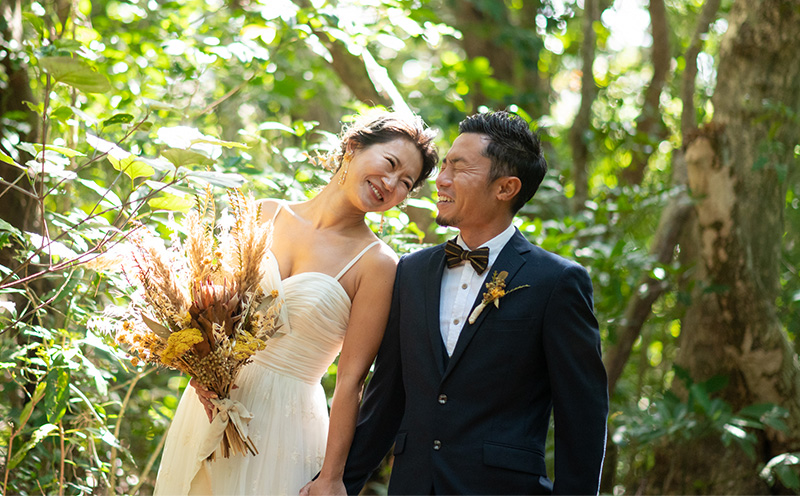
{"left": 647, "top": 1, "right": 800, "bottom": 493}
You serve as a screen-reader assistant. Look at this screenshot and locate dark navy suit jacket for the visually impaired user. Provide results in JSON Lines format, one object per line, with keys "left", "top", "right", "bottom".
{"left": 344, "top": 230, "right": 608, "bottom": 495}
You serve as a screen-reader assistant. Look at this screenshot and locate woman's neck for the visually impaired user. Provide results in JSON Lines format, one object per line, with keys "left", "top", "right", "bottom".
{"left": 296, "top": 185, "right": 367, "bottom": 232}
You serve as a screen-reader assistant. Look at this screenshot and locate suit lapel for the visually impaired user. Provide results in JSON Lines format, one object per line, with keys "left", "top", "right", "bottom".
{"left": 425, "top": 245, "right": 447, "bottom": 377}
{"left": 442, "top": 230, "right": 531, "bottom": 380}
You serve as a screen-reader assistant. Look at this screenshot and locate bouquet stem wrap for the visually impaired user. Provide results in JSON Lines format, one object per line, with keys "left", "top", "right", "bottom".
{"left": 199, "top": 398, "right": 258, "bottom": 461}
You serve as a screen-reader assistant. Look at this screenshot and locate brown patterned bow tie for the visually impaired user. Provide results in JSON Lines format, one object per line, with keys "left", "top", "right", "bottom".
{"left": 444, "top": 238, "right": 490, "bottom": 274}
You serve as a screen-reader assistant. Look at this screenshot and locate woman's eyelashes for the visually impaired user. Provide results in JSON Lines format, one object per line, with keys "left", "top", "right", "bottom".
{"left": 384, "top": 155, "right": 413, "bottom": 189}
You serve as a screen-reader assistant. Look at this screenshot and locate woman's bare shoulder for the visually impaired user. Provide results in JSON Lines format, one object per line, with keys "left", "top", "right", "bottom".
{"left": 256, "top": 198, "right": 282, "bottom": 223}
{"left": 359, "top": 239, "right": 400, "bottom": 274}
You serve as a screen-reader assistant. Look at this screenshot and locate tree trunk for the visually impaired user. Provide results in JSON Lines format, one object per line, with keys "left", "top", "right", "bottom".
{"left": 568, "top": 0, "right": 599, "bottom": 212}
{"left": 647, "top": 1, "right": 800, "bottom": 493}
{"left": 446, "top": 0, "right": 549, "bottom": 118}
{"left": 621, "top": 0, "right": 670, "bottom": 186}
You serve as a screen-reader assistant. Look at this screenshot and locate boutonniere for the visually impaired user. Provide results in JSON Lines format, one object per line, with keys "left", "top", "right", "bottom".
{"left": 468, "top": 270, "right": 529, "bottom": 324}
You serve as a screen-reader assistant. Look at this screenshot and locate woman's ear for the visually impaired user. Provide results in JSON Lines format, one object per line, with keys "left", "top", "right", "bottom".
{"left": 496, "top": 176, "right": 522, "bottom": 203}
{"left": 344, "top": 141, "right": 357, "bottom": 159}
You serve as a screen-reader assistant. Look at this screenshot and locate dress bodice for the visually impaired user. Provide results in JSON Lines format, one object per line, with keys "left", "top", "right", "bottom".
{"left": 249, "top": 238, "right": 379, "bottom": 384}
{"left": 249, "top": 256, "right": 349, "bottom": 383}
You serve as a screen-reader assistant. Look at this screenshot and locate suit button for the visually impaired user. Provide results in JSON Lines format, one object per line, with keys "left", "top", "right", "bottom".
{"left": 433, "top": 440, "right": 442, "bottom": 450}
{"left": 438, "top": 394, "right": 448, "bottom": 404}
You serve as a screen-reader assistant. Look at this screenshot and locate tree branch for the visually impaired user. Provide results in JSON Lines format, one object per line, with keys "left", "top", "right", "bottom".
{"left": 604, "top": 192, "right": 693, "bottom": 394}
{"left": 680, "top": 0, "right": 723, "bottom": 140}
{"left": 622, "top": 0, "right": 671, "bottom": 186}
{"left": 569, "top": 0, "right": 599, "bottom": 212}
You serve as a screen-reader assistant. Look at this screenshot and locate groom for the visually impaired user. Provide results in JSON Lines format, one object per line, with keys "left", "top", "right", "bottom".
{"left": 344, "top": 111, "right": 608, "bottom": 494}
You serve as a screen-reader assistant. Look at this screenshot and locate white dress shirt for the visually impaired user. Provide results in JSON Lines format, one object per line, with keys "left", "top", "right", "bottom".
{"left": 439, "top": 223, "right": 517, "bottom": 356}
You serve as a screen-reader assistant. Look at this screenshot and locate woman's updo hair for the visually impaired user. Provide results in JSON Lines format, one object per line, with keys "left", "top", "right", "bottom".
{"left": 335, "top": 110, "right": 439, "bottom": 190}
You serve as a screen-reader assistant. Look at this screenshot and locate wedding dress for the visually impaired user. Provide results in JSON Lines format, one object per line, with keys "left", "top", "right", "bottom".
{"left": 154, "top": 205, "right": 379, "bottom": 495}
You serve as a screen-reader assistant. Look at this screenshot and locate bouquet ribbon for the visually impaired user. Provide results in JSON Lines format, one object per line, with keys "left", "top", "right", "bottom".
{"left": 198, "top": 397, "right": 255, "bottom": 460}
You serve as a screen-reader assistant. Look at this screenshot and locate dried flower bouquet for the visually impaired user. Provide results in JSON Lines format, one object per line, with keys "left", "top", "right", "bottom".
{"left": 114, "top": 188, "right": 281, "bottom": 459}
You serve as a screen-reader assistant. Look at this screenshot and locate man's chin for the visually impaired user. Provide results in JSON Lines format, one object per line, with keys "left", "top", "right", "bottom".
{"left": 435, "top": 214, "right": 457, "bottom": 227}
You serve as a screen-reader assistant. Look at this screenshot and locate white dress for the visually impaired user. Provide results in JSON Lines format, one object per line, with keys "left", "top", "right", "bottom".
{"left": 154, "top": 220, "right": 379, "bottom": 495}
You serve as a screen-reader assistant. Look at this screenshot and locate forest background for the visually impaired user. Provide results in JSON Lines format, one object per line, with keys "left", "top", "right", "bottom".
{"left": 1, "top": 0, "right": 799, "bottom": 494}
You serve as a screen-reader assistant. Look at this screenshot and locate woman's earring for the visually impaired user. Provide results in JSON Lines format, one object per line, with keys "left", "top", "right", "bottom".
{"left": 338, "top": 151, "right": 353, "bottom": 185}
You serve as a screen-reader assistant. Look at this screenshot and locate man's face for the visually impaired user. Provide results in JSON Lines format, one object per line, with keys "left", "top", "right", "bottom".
{"left": 435, "top": 133, "right": 497, "bottom": 231}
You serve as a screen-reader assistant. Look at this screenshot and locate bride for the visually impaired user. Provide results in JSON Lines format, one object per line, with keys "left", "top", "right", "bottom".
{"left": 153, "top": 110, "right": 438, "bottom": 495}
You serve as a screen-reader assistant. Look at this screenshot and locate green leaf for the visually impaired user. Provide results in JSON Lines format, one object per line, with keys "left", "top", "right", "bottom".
{"left": 184, "top": 169, "right": 245, "bottom": 188}
{"left": 0, "top": 151, "right": 24, "bottom": 169}
{"left": 103, "top": 113, "right": 135, "bottom": 127}
{"left": 18, "top": 382, "right": 46, "bottom": 433}
{"left": 161, "top": 148, "right": 214, "bottom": 167}
{"left": 108, "top": 154, "right": 155, "bottom": 180}
{"left": 141, "top": 97, "right": 180, "bottom": 111}
{"left": 45, "top": 365, "right": 70, "bottom": 424}
{"left": 23, "top": 100, "right": 44, "bottom": 113}
{"left": 75, "top": 178, "right": 123, "bottom": 209}
{"left": 257, "top": 121, "right": 298, "bottom": 134}
{"left": 39, "top": 56, "right": 112, "bottom": 93}
{"left": 50, "top": 106, "right": 74, "bottom": 121}
{"left": 191, "top": 137, "right": 249, "bottom": 149}
{"left": 31, "top": 143, "right": 86, "bottom": 158}
{"left": 775, "top": 464, "right": 800, "bottom": 490}
{"left": 148, "top": 193, "right": 195, "bottom": 212}
{"left": 406, "top": 198, "right": 436, "bottom": 211}
{"left": 8, "top": 423, "right": 58, "bottom": 470}
{"left": 701, "top": 374, "right": 729, "bottom": 394}
{"left": 79, "top": 354, "right": 109, "bottom": 397}
{"left": 689, "top": 383, "right": 712, "bottom": 414}
{"left": 0, "top": 219, "right": 22, "bottom": 238}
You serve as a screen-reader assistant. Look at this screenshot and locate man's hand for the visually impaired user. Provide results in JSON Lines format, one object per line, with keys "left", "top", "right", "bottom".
{"left": 189, "top": 378, "right": 218, "bottom": 423}
{"left": 299, "top": 477, "right": 346, "bottom": 496}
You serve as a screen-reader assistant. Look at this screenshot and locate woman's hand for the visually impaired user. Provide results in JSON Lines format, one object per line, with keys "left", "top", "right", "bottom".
{"left": 189, "top": 378, "right": 218, "bottom": 423}
{"left": 299, "top": 477, "right": 346, "bottom": 496}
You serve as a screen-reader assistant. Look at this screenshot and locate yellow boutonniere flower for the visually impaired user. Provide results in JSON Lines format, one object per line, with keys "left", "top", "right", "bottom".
{"left": 468, "top": 270, "right": 529, "bottom": 324}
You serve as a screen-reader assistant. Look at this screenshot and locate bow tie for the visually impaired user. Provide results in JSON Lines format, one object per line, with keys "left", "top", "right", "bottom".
{"left": 444, "top": 238, "right": 490, "bottom": 274}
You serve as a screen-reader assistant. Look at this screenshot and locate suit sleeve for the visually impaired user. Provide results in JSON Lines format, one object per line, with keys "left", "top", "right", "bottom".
{"left": 543, "top": 263, "right": 609, "bottom": 495}
{"left": 343, "top": 256, "right": 407, "bottom": 495}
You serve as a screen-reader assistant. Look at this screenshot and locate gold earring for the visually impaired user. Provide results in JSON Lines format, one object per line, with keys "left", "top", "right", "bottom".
{"left": 339, "top": 151, "right": 353, "bottom": 185}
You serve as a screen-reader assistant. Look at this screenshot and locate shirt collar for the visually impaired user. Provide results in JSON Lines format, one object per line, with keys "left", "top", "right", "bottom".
{"left": 456, "top": 223, "right": 516, "bottom": 265}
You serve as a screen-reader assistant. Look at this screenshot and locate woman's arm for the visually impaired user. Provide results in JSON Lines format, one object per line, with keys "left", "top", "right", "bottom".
{"left": 304, "top": 245, "right": 398, "bottom": 496}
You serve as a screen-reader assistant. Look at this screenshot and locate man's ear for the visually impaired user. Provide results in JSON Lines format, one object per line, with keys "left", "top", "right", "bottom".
{"left": 496, "top": 176, "right": 522, "bottom": 203}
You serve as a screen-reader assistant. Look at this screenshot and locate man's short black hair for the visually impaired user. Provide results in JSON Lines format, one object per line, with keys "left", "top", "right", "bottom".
{"left": 458, "top": 111, "right": 547, "bottom": 213}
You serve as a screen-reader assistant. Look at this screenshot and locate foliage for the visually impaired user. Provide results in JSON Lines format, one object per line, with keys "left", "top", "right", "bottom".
{"left": 760, "top": 451, "right": 800, "bottom": 492}
{"left": 613, "top": 366, "right": 789, "bottom": 465}
{"left": 1, "top": 0, "right": 798, "bottom": 494}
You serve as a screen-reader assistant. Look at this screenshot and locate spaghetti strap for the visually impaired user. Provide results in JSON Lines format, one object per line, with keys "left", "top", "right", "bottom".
{"left": 269, "top": 200, "right": 285, "bottom": 223}
{"left": 335, "top": 241, "right": 381, "bottom": 280}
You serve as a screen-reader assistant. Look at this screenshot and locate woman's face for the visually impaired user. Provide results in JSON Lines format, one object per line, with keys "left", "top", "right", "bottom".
{"left": 343, "top": 137, "right": 424, "bottom": 212}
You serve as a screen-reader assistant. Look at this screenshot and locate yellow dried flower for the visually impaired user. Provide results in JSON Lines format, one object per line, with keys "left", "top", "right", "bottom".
{"left": 232, "top": 332, "right": 266, "bottom": 360}
{"left": 162, "top": 328, "right": 204, "bottom": 363}
{"left": 468, "top": 271, "right": 529, "bottom": 324}
{"left": 270, "top": 289, "right": 279, "bottom": 298}
{"left": 131, "top": 356, "right": 140, "bottom": 366}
